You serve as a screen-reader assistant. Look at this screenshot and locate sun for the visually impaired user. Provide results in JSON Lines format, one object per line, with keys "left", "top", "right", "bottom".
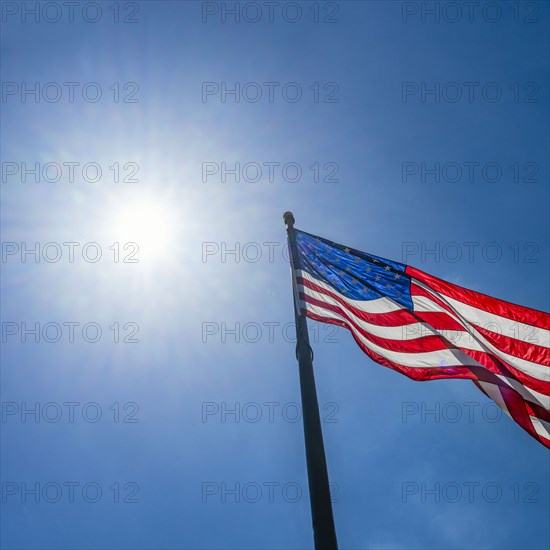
{"left": 111, "top": 197, "right": 178, "bottom": 262}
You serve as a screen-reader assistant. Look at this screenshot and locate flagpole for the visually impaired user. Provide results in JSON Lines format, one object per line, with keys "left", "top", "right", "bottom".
{"left": 284, "top": 211, "right": 338, "bottom": 550}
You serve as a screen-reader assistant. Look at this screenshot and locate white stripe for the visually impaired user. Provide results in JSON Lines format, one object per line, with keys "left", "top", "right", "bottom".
{"left": 530, "top": 416, "right": 550, "bottom": 441}
{"left": 299, "top": 282, "right": 425, "bottom": 339}
{"left": 478, "top": 381, "right": 512, "bottom": 418}
{"left": 413, "top": 294, "right": 451, "bottom": 313}
{"left": 297, "top": 269, "right": 403, "bottom": 314}
{"left": 442, "top": 291, "right": 550, "bottom": 347}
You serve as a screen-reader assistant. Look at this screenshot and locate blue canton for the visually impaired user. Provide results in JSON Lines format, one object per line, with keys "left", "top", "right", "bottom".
{"left": 295, "top": 230, "right": 413, "bottom": 311}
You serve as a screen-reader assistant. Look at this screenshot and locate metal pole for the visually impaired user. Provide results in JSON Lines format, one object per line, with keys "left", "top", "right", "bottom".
{"left": 284, "top": 211, "right": 338, "bottom": 550}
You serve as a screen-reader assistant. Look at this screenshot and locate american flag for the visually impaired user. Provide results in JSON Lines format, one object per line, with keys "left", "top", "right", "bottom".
{"left": 292, "top": 229, "right": 550, "bottom": 448}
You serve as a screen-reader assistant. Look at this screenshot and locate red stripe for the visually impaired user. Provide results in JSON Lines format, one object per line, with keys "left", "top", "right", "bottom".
{"left": 408, "top": 311, "right": 465, "bottom": 332}
{"left": 407, "top": 266, "right": 550, "bottom": 329}
{"left": 474, "top": 325, "right": 550, "bottom": 367}
{"left": 497, "top": 385, "right": 546, "bottom": 445}
{"left": 411, "top": 281, "right": 461, "bottom": 315}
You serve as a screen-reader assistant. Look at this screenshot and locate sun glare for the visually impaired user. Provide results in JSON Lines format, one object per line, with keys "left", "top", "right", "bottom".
{"left": 111, "top": 198, "right": 177, "bottom": 261}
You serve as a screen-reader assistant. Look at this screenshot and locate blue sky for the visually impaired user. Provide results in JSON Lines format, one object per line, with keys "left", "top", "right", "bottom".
{"left": 1, "top": 1, "right": 549, "bottom": 549}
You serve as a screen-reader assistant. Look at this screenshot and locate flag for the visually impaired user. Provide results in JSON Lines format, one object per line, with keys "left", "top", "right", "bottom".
{"left": 291, "top": 229, "right": 550, "bottom": 448}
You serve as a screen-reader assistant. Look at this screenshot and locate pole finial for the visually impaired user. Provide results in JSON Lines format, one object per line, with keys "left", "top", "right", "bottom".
{"left": 283, "top": 211, "right": 295, "bottom": 228}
